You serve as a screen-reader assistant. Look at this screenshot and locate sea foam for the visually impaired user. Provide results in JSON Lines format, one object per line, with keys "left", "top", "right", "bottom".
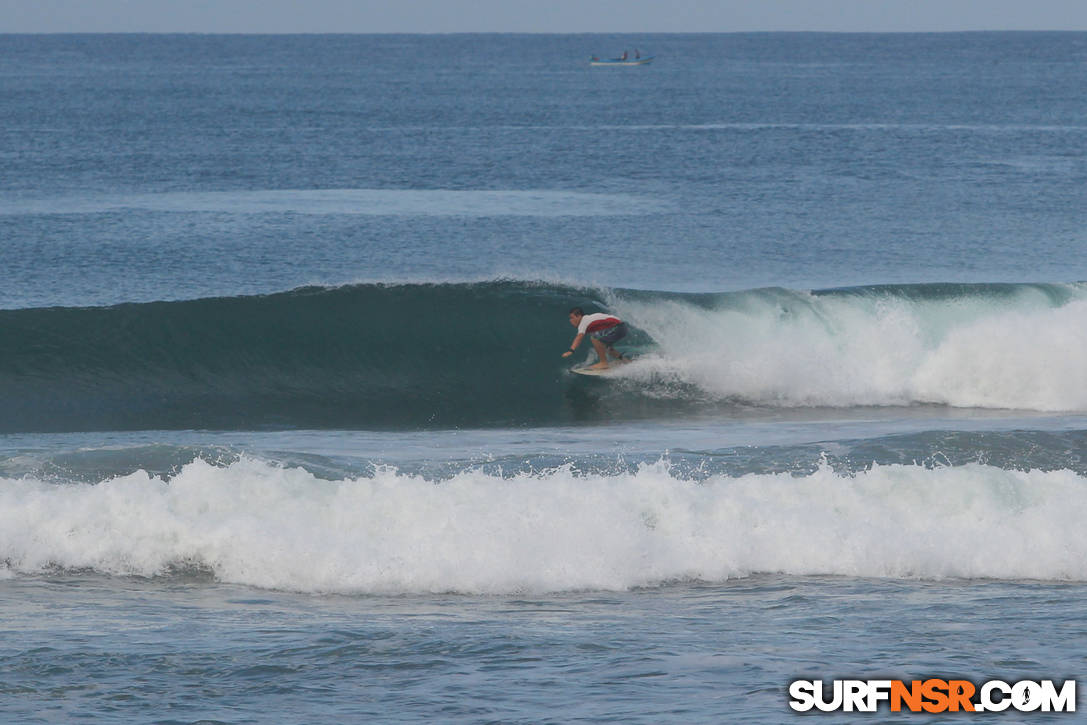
{"left": 2, "top": 456, "right": 1085, "bottom": 594}
{"left": 612, "top": 285, "right": 1087, "bottom": 411}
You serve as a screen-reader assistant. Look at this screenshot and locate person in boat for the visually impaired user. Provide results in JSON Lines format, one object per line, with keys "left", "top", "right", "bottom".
{"left": 634, "top": 49, "right": 640, "bottom": 59}
{"left": 621, "top": 50, "right": 628, "bottom": 61}
{"left": 562, "top": 307, "right": 629, "bottom": 369}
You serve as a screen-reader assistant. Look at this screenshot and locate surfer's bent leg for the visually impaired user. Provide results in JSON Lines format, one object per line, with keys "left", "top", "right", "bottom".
{"left": 587, "top": 322, "right": 628, "bottom": 368}
{"left": 598, "top": 322, "right": 628, "bottom": 362}
{"left": 589, "top": 337, "right": 611, "bottom": 368}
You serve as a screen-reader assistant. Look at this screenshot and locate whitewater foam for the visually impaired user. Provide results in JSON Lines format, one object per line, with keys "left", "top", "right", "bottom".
{"left": 2, "top": 456, "right": 1086, "bottom": 594}
{"left": 610, "top": 284, "right": 1087, "bottom": 412}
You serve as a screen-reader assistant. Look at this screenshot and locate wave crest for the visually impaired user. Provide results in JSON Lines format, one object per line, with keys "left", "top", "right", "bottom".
{"left": 2, "top": 456, "right": 1085, "bottom": 593}
{"left": 2, "top": 280, "right": 1085, "bottom": 432}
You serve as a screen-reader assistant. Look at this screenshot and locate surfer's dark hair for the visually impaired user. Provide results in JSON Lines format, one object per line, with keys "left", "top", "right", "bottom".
{"left": 568, "top": 306, "right": 584, "bottom": 316}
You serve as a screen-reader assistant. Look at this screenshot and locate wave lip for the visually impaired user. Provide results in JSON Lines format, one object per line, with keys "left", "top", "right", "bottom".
{"left": 2, "top": 457, "right": 1085, "bottom": 594}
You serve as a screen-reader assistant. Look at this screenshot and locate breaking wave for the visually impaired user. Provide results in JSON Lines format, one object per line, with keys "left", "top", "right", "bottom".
{"left": 2, "top": 456, "right": 1086, "bottom": 593}
{"left": 2, "top": 280, "right": 1086, "bottom": 432}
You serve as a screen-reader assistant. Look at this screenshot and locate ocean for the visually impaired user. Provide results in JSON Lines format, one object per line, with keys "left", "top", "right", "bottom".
{"left": 2, "top": 32, "right": 1086, "bottom": 722}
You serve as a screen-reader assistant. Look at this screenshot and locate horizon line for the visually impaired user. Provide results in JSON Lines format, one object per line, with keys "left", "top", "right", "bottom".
{"left": 3, "top": 29, "right": 1085, "bottom": 35}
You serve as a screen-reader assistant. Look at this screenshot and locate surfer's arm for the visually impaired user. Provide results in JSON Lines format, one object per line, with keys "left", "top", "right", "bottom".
{"left": 562, "top": 333, "right": 585, "bottom": 358}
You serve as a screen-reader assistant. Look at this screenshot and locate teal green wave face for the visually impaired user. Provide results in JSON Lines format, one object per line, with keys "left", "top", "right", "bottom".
{"left": 2, "top": 280, "right": 1085, "bottom": 433}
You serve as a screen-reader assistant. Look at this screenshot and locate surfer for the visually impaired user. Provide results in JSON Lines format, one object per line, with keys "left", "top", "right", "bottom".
{"left": 562, "top": 307, "right": 629, "bottom": 369}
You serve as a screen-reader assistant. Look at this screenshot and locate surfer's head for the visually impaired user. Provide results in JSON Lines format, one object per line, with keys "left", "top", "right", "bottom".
{"left": 568, "top": 307, "right": 584, "bottom": 326}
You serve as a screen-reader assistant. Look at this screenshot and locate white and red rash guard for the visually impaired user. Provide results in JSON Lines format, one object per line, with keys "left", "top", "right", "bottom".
{"left": 577, "top": 313, "right": 622, "bottom": 335}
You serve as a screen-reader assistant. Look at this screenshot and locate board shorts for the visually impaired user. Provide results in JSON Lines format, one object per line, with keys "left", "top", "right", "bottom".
{"left": 590, "top": 322, "right": 627, "bottom": 346}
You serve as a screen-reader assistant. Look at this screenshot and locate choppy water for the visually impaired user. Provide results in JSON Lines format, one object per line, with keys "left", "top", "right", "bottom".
{"left": 4, "top": 574, "right": 1084, "bottom": 723}
{"left": 3, "top": 32, "right": 1087, "bottom": 722}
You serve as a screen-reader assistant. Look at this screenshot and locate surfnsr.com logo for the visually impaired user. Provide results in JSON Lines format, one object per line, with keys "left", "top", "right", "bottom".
{"left": 789, "top": 679, "right": 1076, "bottom": 713}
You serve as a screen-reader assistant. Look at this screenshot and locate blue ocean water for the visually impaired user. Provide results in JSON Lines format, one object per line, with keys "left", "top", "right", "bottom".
{"left": 2, "top": 32, "right": 1087, "bottom": 722}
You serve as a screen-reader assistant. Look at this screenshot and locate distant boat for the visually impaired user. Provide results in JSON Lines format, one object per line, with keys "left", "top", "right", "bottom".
{"left": 590, "top": 53, "right": 654, "bottom": 67}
